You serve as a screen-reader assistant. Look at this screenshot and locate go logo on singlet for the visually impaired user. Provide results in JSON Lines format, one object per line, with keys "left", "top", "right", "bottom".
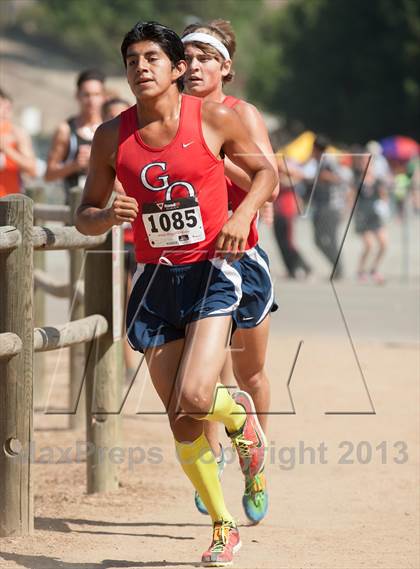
{"left": 140, "top": 162, "right": 195, "bottom": 201}
{"left": 140, "top": 162, "right": 205, "bottom": 247}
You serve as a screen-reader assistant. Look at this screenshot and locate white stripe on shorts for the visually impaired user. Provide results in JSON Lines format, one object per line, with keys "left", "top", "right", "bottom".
{"left": 207, "top": 257, "right": 242, "bottom": 316}
{"left": 245, "top": 246, "right": 274, "bottom": 325}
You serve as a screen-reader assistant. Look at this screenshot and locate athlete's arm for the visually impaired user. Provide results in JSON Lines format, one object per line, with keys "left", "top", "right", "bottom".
{"left": 0, "top": 126, "right": 37, "bottom": 177}
{"left": 202, "top": 103, "right": 278, "bottom": 259}
{"left": 75, "top": 119, "right": 138, "bottom": 236}
{"left": 224, "top": 102, "right": 279, "bottom": 201}
{"left": 45, "top": 121, "right": 82, "bottom": 181}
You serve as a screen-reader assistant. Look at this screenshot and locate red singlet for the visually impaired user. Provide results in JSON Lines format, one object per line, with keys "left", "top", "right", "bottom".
{"left": 116, "top": 95, "right": 228, "bottom": 265}
{"left": 0, "top": 121, "right": 21, "bottom": 198}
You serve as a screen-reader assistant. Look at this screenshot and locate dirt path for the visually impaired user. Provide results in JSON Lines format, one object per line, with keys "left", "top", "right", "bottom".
{"left": 0, "top": 334, "right": 418, "bottom": 569}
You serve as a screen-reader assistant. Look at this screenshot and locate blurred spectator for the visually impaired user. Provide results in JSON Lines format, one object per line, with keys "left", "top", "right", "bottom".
{"left": 302, "top": 135, "right": 345, "bottom": 279}
{"left": 366, "top": 140, "right": 392, "bottom": 183}
{"left": 407, "top": 156, "right": 420, "bottom": 214}
{"left": 391, "top": 160, "right": 411, "bottom": 220}
{"left": 0, "top": 87, "right": 37, "bottom": 197}
{"left": 45, "top": 69, "right": 106, "bottom": 204}
{"left": 102, "top": 97, "right": 131, "bottom": 122}
{"left": 273, "top": 157, "right": 312, "bottom": 279}
{"left": 352, "top": 152, "right": 389, "bottom": 284}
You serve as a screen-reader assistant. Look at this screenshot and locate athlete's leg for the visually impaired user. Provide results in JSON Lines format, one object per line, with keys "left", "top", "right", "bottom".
{"left": 203, "top": 352, "right": 235, "bottom": 458}
{"left": 194, "top": 350, "right": 234, "bottom": 516}
{"left": 144, "top": 333, "right": 234, "bottom": 524}
{"left": 145, "top": 320, "right": 243, "bottom": 444}
{"left": 314, "top": 208, "right": 343, "bottom": 277}
{"left": 273, "top": 213, "right": 296, "bottom": 277}
{"left": 159, "top": 313, "right": 268, "bottom": 526}
{"left": 369, "top": 226, "right": 387, "bottom": 284}
{"left": 229, "top": 317, "right": 271, "bottom": 524}
{"left": 144, "top": 338, "right": 201, "bottom": 442}
{"left": 179, "top": 316, "right": 266, "bottom": 476}
{"left": 176, "top": 316, "right": 245, "bottom": 433}
{"left": 371, "top": 227, "right": 387, "bottom": 271}
{"left": 231, "top": 316, "right": 270, "bottom": 432}
{"left": 220, "top": 350, "right": 236, "bottom": 385}
{"left": 358, "top": 230, "right": 373, "bottom": 274}
{"left": 203, "top": 422, "right": 222, "bottom": 459}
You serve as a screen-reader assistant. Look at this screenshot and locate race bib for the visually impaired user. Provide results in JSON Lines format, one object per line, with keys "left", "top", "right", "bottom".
{"left": 142, "top": 196, "right": 205, "bottom": 248}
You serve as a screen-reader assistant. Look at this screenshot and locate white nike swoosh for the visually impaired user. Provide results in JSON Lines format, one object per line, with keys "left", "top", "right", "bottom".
{"left": 182, "top": 141, "right": 194, "bottom": 148}
{"left": 241, "top": 316, "right": 254, "bottom": 321}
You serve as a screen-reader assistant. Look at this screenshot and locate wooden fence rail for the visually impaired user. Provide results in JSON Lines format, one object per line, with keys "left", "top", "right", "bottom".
{"left": 33, "top": 203, "right": 71, "bottom": 224}
{"left": 0, "top": 226, "right": 21, "bottom": 250}
{"left": 33, "top": 225, "right": 106, "bottom": 250}
{"left": 0, "top": 317, "right": 106, "bottom": 357}
{"left": 34, "top": 315, "right": 108, "bottom": 352}
{"left": 0, "top": 194, "right": 123, "bottom": 537}
{"left": 0, "top": 333, "right": 22, "bottom": 359}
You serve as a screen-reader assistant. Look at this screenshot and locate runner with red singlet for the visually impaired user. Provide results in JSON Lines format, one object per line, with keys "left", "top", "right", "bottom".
{"left": 182, "top": 19, "right": 279, "bottom": 525}
{"left": 76, "top": 21, "right": 277, "bottom": 567}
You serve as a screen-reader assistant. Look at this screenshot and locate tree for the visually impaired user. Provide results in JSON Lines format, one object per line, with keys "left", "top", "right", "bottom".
{"left": 15, "top": 0, "right": 264, "bottom": 77}
{"left": 248, "top": 0, "right": 420, "bottom": 143}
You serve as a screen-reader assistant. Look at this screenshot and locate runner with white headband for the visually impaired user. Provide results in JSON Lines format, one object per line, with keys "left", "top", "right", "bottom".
{"left": 182, "top": 19, "right": 279, "bottom": 529}
{"left": 181, "top": 32, "right": 232, "bottom": 62}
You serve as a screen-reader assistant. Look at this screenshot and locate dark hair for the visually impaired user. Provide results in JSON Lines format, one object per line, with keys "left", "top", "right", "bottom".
{"left": 103, "top": 97, "right": 130, "bottom": 109}
{"left": 0, "top": 87, "right": 12, "bottom": 101}
{"left": 76, "top": 69, "right": 106, "bottom": 90}
{"left": 313, "top": 134, "right": 330, "bottom": 152}
{"left": 121, "top": 21, "right": 185, "bottom": 90}
{"left": 102, "top": 97, "right": 130, "bottom": 119}
{"left": 182, "top": 19, "right": 236, "bottom": 83}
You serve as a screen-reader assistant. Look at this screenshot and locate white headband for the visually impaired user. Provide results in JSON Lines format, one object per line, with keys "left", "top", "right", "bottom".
{"left": 182, "top": 32, "right": 231, "bottom": 62}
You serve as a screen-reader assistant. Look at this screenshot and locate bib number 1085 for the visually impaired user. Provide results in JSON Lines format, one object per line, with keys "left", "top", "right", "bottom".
{"left": 147, "top": 208, "right": 198, "bottom": 233}
{"left": 142, "top": 196, "right": 205, "bottom": 247}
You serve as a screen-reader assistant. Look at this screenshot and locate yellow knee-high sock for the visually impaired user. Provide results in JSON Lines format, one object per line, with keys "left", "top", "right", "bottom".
{"left": 175, "top": 432, "right": 234, "bottom": 524}
{"left": 196, "top": 383, "right": 245, "bottom": 434}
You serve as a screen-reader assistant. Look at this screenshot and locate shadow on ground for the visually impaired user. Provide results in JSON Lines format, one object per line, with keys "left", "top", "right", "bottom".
{"left": 0, "top": 552, "right": 200, "bottom": 569}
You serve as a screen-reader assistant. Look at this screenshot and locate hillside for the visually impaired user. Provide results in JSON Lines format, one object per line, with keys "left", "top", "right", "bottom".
{"left": 1, "top": 34, "right": 134, "bottom": 135}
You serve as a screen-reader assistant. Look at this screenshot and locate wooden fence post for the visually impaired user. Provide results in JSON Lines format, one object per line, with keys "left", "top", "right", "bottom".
{"left": 85, "top": 231, "right": 122, "bottom": 493}
{"left": 0, "top": 195, "right": 34, "bottom": 536}
{"left": 26, "top": 186, "right": 46, "bottom": 409}
{"left": 69, "top": 187, "right": 85, "bottom": 429}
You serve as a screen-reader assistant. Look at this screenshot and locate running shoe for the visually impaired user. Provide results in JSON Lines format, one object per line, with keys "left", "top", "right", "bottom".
{"left": 242, "top": 471, "right": 268, "bottom": 524}
{"left": 201, "top": 520, "right": 241, "bottom": 567}
{"left": 194, "top": 445, "right": 225, "bottom": 516}
{"left": 357, "top": 271, "right": 369, "bottom": 283}
{"left": 370, "top": 270, "right": 385, "bottom": 285}
{"left": 228, "top": 390, "right": 267, "bottom": 478}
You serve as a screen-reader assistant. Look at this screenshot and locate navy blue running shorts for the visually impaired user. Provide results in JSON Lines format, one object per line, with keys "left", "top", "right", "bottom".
{"left": 233, "top": 244, "right": 278, "bottom": 329}
{"left": 126, "top": 257, "right": 242, "bottom": 353}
